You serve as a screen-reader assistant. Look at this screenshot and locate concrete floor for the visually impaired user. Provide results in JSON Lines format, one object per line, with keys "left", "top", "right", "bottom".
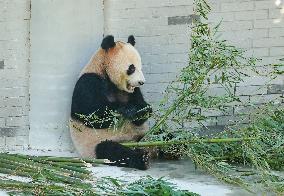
{"left": 0, "top": 151, "right": 253, "bottom": 196}
{"left": 92, "top": 159, "right": 252, "bottom": 196}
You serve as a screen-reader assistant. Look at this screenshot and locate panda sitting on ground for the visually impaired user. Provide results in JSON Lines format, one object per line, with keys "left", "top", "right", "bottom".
{"left": 70, "top": 35, "right": 153, "bottom": 170}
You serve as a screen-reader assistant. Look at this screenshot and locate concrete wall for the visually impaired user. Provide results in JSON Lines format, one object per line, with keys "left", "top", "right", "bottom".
{"left": 0, "top": 0, "right": 30, "bottom": 150}
{"left": 29, "top": 0, "right": 104, "bottom": 151}
{"left": 0, "top": 0, "right": 283, "bottom": 151}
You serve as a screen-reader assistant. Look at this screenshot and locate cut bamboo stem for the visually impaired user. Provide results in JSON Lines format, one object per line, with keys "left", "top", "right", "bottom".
{"left": 0, "top": 179, "right": 90, "bottom": 195}
{"left": 0, "top": 154, "right": 85, "bottom": 177}
{"left": 0, "top": 153, "right": 106, "bottom": 166}
{"left": 121, "top": 137, "right": 258, "bottom": 147}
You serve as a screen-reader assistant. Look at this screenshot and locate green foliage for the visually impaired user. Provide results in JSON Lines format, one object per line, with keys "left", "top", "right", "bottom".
{"left": 138, "top": 0, "right": 284, "bottom": 194}
{"left": 216, "top": 106, "right": 284, "bottom": 170}
{"left": 185, "top": 106, "right": 284, "bottom": 193}
{"left": 0, "top": 153, "right": 96, "bottom": 195}
{"left": 76, "top": 109, "right": 127, "bottom": 131}
{"left": 144, "top": 0, "right": 267, "bottom": 138}
{"left": 76, "top": 105, "right": 152, "bottom": 131}
{"left": 96, "top": 176, "right": 199, "bottom": 196}
{"left": 0, "top": 154, "right": 199, "bottom": 196}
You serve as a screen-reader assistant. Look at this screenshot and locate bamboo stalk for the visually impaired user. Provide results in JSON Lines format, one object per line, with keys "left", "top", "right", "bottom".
{"left": 14, "top": 153, "right": 107, "bottom": 165}
{"left": 0, "top": 159, "right": 37, "bottom": 175}
{"left": 142, "top": 74, "right": 207, "bottom": 138}
{"left": 32, "top": 156, "right": 85, "bottom": 163}
{"left": 30, "top": 159, "right": 91, "bottom": 175}
{"left": 0, "top": 154, "right": 98, "bottom": 194}
{"left": 81, "top": 157, "right": 107, "bottom": 164}
{"left": 50, "top": 163, "right": 91, "bottom": 175}
{"left": 121, "top": 137, "right": 258, "bottom": 147}
{"left": 0, "top": 154, "right": 93, "bottom": 185}
{"left": 0, "top": 180, "right": 36, "bottom": 195}
{"left": 0, "top": 179, "right": 90, "bottom": 195}
{"left": 0, "top": 153, "right": 108, "bottom": 181}
{"left": 0, "top": 167, "right": 33, "bottom": 178}
{"left": 0, "top": 154, "right": 79, "bottom": 176}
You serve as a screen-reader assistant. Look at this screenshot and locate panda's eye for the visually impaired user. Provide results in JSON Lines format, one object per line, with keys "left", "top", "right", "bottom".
{"left": 127, "top": 64, "right": 135, "bottom": 75}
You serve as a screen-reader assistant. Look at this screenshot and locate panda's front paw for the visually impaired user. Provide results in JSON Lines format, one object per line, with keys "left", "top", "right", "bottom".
{"left": 130, "top": 149, "right": 150, "bottom": 170}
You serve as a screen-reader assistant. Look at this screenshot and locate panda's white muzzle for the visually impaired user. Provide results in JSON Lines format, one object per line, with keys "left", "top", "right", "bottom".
{"left": 126, "top": 71, "right": 145, "bottom": 92}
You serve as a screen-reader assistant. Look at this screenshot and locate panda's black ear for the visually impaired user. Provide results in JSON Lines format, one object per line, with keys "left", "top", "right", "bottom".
{"left": 101, "top": 35, "right": 116, "bottom": 51}
{"left": 127, "top": 35, "right": 136, "bottom": 46}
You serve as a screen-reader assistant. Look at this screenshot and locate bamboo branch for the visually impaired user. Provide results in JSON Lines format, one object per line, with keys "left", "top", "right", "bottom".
{"left": 13, "top": 153, "right": 107, "bottom": 165}
{"left": 142, "top": 75, "right": 207, "bottom": 138}
{"left": 0, "top": 179, "right": 93, "bottom": 195}
{"left": 121, "top": 137, "right": 258, "bottom": 147}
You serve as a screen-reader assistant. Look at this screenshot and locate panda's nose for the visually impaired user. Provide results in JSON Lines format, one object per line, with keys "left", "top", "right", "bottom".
{"left": 138, "top": 81, "right": 144, "bottom": 85}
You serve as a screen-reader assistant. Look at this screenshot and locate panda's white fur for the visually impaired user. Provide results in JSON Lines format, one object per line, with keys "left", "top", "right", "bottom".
{"left": 69, "top": 119, "right": 148, "bottom": 158}
{"left": 69, "top": 38, "right": 148, "bottom": 158}
{"left": 81, "top": 41, "right": 144, "bottom": 93}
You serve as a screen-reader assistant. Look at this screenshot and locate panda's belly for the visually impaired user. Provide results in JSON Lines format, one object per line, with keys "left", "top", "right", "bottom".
{"left": 69, "top": 118, "right": 147, "bottom": 158}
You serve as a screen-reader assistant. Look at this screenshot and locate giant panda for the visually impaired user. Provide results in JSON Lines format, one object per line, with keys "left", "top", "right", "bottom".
{"left": 70, "top": 35, "right": 152, "bottom": 170}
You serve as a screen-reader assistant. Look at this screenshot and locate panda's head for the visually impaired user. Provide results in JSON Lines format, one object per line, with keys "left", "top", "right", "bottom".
{"left": 100, "top": 35, "right": 145, "bottom": 93}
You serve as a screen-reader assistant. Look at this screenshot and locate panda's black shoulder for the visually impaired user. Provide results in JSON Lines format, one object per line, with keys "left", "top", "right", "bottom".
{"left": 71, "top": 73, "right": 108, "bottom": 117}
{"left": 73, "top": 73, "right": 107, "bottom": 93}
{"left": 76, "top": 73, "right": 103, "bottom": 85}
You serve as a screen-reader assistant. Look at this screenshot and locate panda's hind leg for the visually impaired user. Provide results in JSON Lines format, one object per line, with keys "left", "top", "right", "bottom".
{"left": 95, "top": 140, "right": 149, "bottom": 170}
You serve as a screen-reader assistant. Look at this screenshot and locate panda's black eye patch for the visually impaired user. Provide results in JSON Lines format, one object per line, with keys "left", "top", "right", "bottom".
{"left": 127, "top": 64, "right": 135, "bottom": 75}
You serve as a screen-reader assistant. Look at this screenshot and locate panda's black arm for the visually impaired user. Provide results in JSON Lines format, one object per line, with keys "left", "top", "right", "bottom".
{"left": 71, "top": 73, "right": 118, "bottom": 129}
{"left": 117, "top": 88, "right": 152, "bottom": 126}
{"left": 71, "top": 74, "right": 151, "bottom": 128}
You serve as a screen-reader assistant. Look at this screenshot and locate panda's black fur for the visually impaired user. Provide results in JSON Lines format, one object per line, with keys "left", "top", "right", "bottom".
{"left": 127, "top": 35, "right": 136, "bottom": 46}
{"left": 96, "top": 140, "right": 149, "bottom": 170}
{"left": 101, "top": 35, "right": 116, "bottom": 50}
{"left": 71, "top": 70, "right": 152, "bottom": 170}
{"left": 71, "top": 73, "right": 152, "bottom": 129}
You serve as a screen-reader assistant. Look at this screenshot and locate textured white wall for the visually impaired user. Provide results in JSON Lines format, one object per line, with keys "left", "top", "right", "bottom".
{"left": 0, "top": 0, "right": 30, "bottom": 150}
{"left": 29, "top": 0, "right": 104, "bottom": 151}
{"left": 0, "top": 0, "right": 283, "bottom": 151}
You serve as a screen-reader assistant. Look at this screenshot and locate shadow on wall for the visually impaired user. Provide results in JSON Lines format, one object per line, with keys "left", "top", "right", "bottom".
{"left": 29, "top": 0, "right": 104, "bottom": 151}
